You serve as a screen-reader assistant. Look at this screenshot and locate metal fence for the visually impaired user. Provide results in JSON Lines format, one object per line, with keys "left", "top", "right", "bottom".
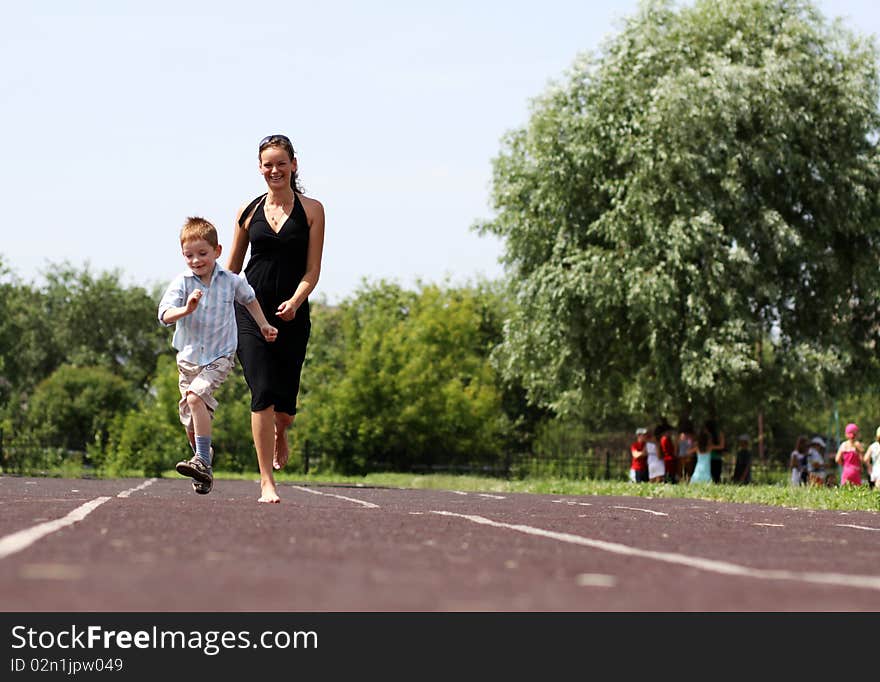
{"left": 312, "top": 449, "right": 798, "bottom": 484}
{"left": 1, "top": 431, "right": 824, "bottom": 486}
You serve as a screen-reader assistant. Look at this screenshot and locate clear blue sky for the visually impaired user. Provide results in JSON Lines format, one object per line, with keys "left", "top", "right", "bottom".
{"left": 1, "top": 0, "right": 876, "bottom": 303}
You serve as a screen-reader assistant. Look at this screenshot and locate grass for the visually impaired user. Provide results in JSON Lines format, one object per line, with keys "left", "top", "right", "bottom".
{"left": 6, "top": 466, "right": 879, "bottom": 512}
{"left": 185, "top": 468, "right": 880, "bottom": 512}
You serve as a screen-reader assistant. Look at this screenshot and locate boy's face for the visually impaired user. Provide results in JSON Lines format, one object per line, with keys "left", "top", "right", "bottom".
{"left": 181, "top": 238, "right": 221, "bottom": 278}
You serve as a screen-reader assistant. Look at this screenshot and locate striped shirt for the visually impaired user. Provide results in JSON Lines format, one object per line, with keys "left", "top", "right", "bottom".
{"left": 158, "top": 263, "right": 256, "bottom": 366}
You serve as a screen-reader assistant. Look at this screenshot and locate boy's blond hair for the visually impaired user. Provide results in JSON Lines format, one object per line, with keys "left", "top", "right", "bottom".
{"left": 180, "top": 216, "right": 219, "bottom": 248}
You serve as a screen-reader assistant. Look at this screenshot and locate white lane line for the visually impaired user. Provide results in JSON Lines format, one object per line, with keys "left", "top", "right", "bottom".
{"left": 553, "top": 499, "right": 593, "bottom": 507}
{"left": 836, "top": 523, "right": 880, "bottom": 532}
{"left": 290, "top": 486, "right": 379, "bottom": 509}
{"left": 116, "top": 479, "right": 158, "bottom": 498}
{"left": 753, "top": 523, "right": 785, "bottom": 527}
{"left": 431, "top": 511, "right": 880, "bottom": 592}
{"left": 0, "top": 497, "right": 112, "bottom": 560}
{"left": 477, "top": 494, "right": 506, "bottom": 500}
{"left": 613, "top": 506, "right": 668, "bottom": 517}
{"left": 451, "top": 491, "right": 469, "bottom": 496}
{"left": 576, "top": 573, "right": 617, "bottom": 588}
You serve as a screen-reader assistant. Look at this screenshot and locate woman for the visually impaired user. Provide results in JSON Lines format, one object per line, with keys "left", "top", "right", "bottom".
{"left": 645, "top": 428, "right": 665, "bottom": 483}
{"left": 227, "top": 134, "right": 326, "bottom": 503}
{"left": 704, "top": 418, "right": 725, "bottom": 484}
{"left": 689, "top": 429, "right": 713, "bottom": 484}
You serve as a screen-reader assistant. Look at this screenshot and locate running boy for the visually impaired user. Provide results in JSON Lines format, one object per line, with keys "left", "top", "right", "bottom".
{"left": 158, "top": 216, "right": 277, "bottom": 494}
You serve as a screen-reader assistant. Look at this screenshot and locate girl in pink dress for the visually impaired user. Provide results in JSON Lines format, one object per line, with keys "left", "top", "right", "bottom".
{"left": 835, "top": 423, "right": 865, "bottom": 486}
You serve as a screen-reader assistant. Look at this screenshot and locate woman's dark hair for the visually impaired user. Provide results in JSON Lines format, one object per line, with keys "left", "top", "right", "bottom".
{"left": 258, "top": 134, "right": 304, "bottom": 193}
{"left": 697, "top": 430, "right": 710, "bottom": 452}
{"left": 704, "top": 419, "right": 720, "bottom": 442}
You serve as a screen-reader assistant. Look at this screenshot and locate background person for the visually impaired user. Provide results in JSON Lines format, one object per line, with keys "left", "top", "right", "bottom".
{"left": 732, "top": 433, "right": 752, "bottom": 484}
{"left": 677, "top": 419, "right": 696, "bottom": 482}
{"left": 789, "top": 435, "right": 809, "bottom": 487}
{"left": 836, "top": 423, "right": 865, "bottom": 487}
{"left": 862, "top": 426, "right": 880, "bottom": 490}
{"left": 689, "top": 429, "right": 713, "bottom": 484}
{"left": 704, "top": 418, "right": 725, "bottom": 484}
{"left": 646, "top": 426, "right": 665, "bottom": 483}
{"left": 630, "top": 428, "right": 649, "bottom": 483}
{"left": 658, "top": 421, "right": 677, "bottom": 483}
{"left": 806, "top": 436, "right": 827, "bottom": 487}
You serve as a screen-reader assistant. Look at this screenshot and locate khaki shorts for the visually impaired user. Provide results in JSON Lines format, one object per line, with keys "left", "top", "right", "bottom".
{"left": 177, "top": 355, "right": 234, "bottom": 428}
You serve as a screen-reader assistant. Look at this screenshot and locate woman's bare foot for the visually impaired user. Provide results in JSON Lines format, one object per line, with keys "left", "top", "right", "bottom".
{"left": 258, "top": 481, "right": 280, "bottom": 503}
{"left": 273, "top": 430, "right": 290, "bottom": 470}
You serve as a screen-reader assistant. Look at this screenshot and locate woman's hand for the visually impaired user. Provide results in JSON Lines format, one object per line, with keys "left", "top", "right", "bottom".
{"left": 276, "top": 298, "right": 298, "bottom": 322}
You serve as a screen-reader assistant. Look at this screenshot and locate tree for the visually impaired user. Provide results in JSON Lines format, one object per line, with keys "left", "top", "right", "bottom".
{"left": 40, "top": 263, "right": 167, "bottom": 391}
{"left": 24, "top": 365, "right": 135, "bottom": 454}
{"left": 478, "top": 0, "right": 880, "bottom": 426}
{"left": 294, "top": 281, "right": 513, "bottom": 473}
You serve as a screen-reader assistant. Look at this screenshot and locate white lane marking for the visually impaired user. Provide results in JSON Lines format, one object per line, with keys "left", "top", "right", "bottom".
{"left": 431, "top": 511, "right": 880, "bottom": 592}
{"left": 291, "top": 486, "right": 379, "bottom": 509}
{"left": 0, "top": 497, "right": 112, "bottom": 560}
{"left": 451, "top": 491, "right": 469, "bottom": 496}
{"left": 477, "top": 494, "right": 506, "bottom": 500}
{"left": 116, "top": 479, "right": 158, "bottom": 498}
{"left": 753, "top": 523, "right": 784, "bottom": 527}
{"left": 613, "top": 506, "right": 668, "bottom": 517}
{"left": 553, "top": 499, "right": 593, "bottom": 507}
{"left": 836, "top": 524, "right": 880, "bottom": 532}
{"left": 576, "top": 573, "right": 617, "bottom": 588}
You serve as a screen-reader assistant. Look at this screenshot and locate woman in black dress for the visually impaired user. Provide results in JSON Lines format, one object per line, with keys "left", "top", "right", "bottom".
{"left": 227, "top": 134, "right": 325, "bottom": 503}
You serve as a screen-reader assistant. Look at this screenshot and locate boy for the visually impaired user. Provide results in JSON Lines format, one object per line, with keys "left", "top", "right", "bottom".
{"left": 630, "top": 427, "right": 649, "bottom": 483}
{"left": 158, "top": 216, "right": 277, "bottom": 494}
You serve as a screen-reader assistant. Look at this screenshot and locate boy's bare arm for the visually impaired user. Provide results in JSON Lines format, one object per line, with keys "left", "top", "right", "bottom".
{"left": 160, "top": 290, "right": 202, "bottom": 325}
{"left": 244, "top": 299, "right": 278, "bottom": 342}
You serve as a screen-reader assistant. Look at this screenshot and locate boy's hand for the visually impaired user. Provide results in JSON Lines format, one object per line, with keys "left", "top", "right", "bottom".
{"left": 185, "top": 289, "right": 203, "bottom": 312}
{"left": 261, "top": 324, "right": 278, "bottom": 342}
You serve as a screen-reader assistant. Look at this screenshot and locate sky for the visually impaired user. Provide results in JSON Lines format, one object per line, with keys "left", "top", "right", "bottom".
{"left": 2, "top": 0, "right": 878, "bottom": 304}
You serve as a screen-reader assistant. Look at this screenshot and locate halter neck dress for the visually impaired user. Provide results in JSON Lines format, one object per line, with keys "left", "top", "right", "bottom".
{"left": 235, "top": 194, "right": 311, "bottom": 415}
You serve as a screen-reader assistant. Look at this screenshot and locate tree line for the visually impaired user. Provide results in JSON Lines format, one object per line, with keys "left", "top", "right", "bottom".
{"left": 5, "top": 0, "right": 880, "bottom": 477}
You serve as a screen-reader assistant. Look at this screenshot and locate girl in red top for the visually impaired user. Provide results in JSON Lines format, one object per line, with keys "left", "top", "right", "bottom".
{"left": 657, "top": 422, "right": 677, "bottom": 483}
{"left": 630, "top": 428, "right": 648, "bottom": 483}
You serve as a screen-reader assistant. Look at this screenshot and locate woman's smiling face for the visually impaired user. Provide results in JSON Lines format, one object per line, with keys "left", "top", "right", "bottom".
{"left": 259, "top": 145, "right": 297, "bottom": 190}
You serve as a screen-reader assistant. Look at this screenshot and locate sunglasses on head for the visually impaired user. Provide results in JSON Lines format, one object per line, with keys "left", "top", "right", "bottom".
{"left": 259, "top": 134, "right": 293, "bottom": 150}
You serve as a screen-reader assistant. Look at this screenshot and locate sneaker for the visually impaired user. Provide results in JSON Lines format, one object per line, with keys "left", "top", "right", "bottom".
{"left": 192, "top": 477, "right": 213, "bottom": 495}
{"left": 176, "top": 456, "right": 213, "bottom": 485}
{"left": 191, "top": 446, "right": 215, "bottom": 495}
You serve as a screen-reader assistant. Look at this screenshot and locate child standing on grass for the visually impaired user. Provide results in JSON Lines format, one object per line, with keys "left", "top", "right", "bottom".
{"left": 835, "top": 423, "right": 865, "bottom": 487}
{"left": 689, "top": 430, "right": 713, "bottom": 484}
{"left": 158, "top": 217, "right": 277, "bottom": 495}
{"left": 630, "top": 428, "right": 649, "bottom": 483}
{"left": 863, "top": 426, "right": 880, "bottom": 490}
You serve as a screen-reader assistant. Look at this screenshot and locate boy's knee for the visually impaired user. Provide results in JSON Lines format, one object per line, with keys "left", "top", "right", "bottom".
{"left": 186, "top": 391, "right": 205, "bottom": 408}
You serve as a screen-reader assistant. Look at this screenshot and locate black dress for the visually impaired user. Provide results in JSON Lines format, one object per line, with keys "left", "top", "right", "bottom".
{"left": 235, "top": 194, "right": 311, "bottom": 415}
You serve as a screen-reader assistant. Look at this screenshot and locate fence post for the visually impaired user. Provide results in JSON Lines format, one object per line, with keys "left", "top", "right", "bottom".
{"left": 303, "top": 442, "right": 310, "bottom": 475}
{"left": 605, "top": 450, "right": 611, "bottom": 480}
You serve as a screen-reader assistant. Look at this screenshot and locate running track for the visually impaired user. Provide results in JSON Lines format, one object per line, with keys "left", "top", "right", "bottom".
{"left": 1, "top": 476, "right": 879, "bottom": 611}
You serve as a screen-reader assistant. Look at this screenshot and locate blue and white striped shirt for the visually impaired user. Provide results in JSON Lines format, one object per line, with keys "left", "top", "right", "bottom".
{"left": 158, "top": 263, "right": 256, "bottom": 366}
